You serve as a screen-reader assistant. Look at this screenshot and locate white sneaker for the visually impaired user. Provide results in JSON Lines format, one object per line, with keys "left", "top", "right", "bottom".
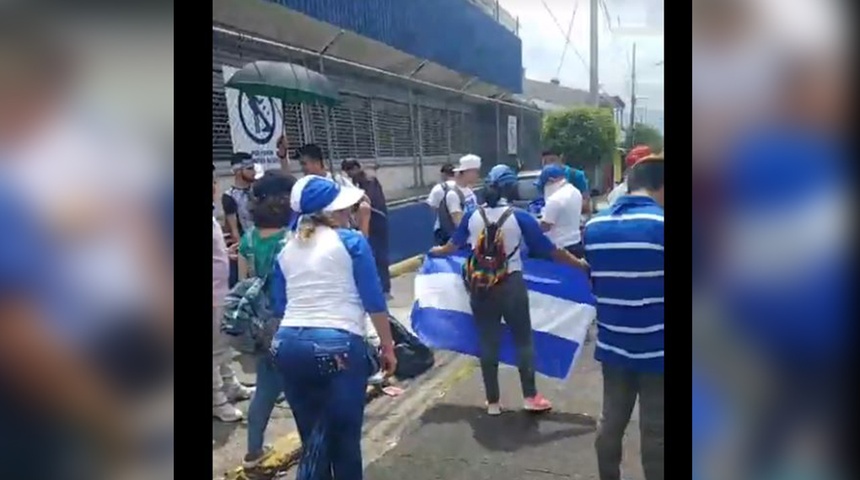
{"left": 486, "top": 402, "right": 502, "bottom": 416}
{"left": 213, "top": 402, "right": 243, "bottom": 422}
{"left": 225, "top": 383, "right": 255, "bottom": 402}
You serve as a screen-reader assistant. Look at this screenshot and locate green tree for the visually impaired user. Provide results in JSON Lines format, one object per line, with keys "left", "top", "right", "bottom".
{"left": 630, "top": 122, "right": 664, "bottom": 152}
{"left": 541, "top": 107, "right": 618, "bottom": 168}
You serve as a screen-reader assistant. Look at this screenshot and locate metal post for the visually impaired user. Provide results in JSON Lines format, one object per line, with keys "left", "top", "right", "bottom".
{"left": 589, "top": 0, "right": 600, "bottom": 106}
{"left": 446, "top": 107, "right": 452, "bottom": 161}
{"left": 319, "top": 57, "right": 335, "bottom": 166}
{"left": 369, "top": 98, "right": 379, "bottom": 159}
{"left": 627, "top": 43, "right": 637, "bottom": 147}
{"left": 408, "top": 89, "right": 420, "bottom": 188}
{"left": 495, "top": 103, "right": 501, "bottom": 166}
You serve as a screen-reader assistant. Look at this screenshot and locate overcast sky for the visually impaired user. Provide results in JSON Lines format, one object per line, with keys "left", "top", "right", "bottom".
{"left": 500, "top": 0, "right": 663, "bottom": 128}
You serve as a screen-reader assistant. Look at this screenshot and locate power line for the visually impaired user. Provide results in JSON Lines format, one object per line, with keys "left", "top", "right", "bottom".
{"left": 556, "top": 0, "right": 579, "bottom": 78}
{"left": 540, "top": 0, "right": 589, "bottom": 72}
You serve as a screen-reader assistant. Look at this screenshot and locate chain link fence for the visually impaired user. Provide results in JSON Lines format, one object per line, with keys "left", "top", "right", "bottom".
{"left": 213, "top": 28, "right": 542, "bottom": 188}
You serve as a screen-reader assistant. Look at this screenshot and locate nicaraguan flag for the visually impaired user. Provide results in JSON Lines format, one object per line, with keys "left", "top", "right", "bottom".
{"left": 411, "top": 255, "right": 596, "bottom": 379}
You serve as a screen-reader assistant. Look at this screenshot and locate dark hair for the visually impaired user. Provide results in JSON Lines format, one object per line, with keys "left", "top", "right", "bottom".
{"left": 440, "top": 163, "right": 455, "bottom": 176}
{"left": 250, "top": 172, "right": 296, "bottom": 228}
{"left": 541, "top": 149, "right": 560, "bottom": 157}
{"left": 341, "top": 159, "right": 361, "bottom": 171}
{"left": 483, "top": 183, "right": 519, "bottom": 208}
{"left": 230, "top": 152, "right": 253, "bottom": 165}
{"left": 626, "top": 157, "right": 664, "bottom": 192}
{"left": 296, "top": 143, "right": 324, "bottom": 162}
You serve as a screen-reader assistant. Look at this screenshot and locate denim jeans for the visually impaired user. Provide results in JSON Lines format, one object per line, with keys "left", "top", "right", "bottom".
{"left": 246, "top": 353, "right": 284, "bottom": 458}
{"left": 272, "top": 327, "right": 370, "bottom": 480}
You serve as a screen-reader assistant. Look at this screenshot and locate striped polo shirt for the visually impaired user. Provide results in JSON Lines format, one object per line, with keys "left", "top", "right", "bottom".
{"left": 584, "top": 195, "right": 664, "bottom": 372}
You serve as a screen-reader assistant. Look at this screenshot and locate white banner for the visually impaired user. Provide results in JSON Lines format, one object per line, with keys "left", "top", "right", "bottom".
{"left": 506, "top": 115, "right": 518, "bottom": 155}
{"left": 221, "top": 65, "right": 284, "bottom": 171}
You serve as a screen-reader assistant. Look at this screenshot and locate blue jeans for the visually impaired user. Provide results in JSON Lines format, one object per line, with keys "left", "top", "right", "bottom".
{"left": 272, "top": 327, "right": 370, "bottom": 480}
{"left": 246, "top": 353, "right": 284, "bottom": 458}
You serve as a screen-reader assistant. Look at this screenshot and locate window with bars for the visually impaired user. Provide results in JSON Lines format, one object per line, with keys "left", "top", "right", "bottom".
{"left": 374, "top": 99, "right": 414, "bottom": 158}
{"left": 419, "top": 106, "right": 447, "bottom": 157}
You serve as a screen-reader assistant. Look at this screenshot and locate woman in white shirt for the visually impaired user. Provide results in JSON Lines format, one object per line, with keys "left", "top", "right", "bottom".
{"left": 268, "top": 175, "right": 396, "bottom": 479}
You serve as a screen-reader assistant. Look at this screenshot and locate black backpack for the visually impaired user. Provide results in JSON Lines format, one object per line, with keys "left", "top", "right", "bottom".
{"left": 389, "top": 314, "right": 435, "bottom": 379}
{"left": 437, "top": 183, "right": 466, "bottom": 235}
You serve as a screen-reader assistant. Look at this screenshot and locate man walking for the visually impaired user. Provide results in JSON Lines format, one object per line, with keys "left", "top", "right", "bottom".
{"left": 584, "top": 154, "right": 664, "bottom": 480}
{"left": 542, "top": 149, "right": 591, "bottom": 216}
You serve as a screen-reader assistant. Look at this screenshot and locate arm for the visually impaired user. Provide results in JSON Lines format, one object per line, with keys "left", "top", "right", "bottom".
{"left": 340, "top": 230, "right": 393, "bottom": 349}
{"left": 445, "top": 190, "right": 464, "bottom": 226}
{"left": 237, "top": 234, "right": 251, "bottom": 280}
{"left": 540, "top": 196, "right": 561, "bottom": 232}
{"left": 515, "top": 210, "right": 589, "bottom": 272}
{"left": 269, "top": 259, "right": 287, "bottom": 319}
{"left": 425, "top": 185, "right": 443, "bottom": 212}
{"left": 221, "top": 193, "right": 241, "bottom": 244}
{"left": 357, "top": 200, "right": 371, "bottom": 237}
{"left": 429, "top": 209, "right": 474, "bottom": 256}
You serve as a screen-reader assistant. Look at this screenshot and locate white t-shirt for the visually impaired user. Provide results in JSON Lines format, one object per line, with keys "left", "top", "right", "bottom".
{"left": 444, "top": 185, "right": 478, "bottom": 216}
{"left": 541, "top": 183, "right": 582, "bottom": 247}
{"left": 426, "top": 180, "right": 455, "bottom": 229}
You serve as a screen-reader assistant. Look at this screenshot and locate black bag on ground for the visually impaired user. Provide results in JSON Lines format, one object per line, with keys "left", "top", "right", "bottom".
{"left": 389, "top": 314, "right": 435, "bottom": 379}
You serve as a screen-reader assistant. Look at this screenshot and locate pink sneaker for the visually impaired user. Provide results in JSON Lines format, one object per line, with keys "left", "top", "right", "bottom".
{"left": 523, "top": 394, "right": 553, "bottom": 412}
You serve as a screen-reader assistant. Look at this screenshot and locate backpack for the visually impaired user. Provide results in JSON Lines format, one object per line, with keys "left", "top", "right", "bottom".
{"left": 388, "top": 314, "right": 435, "bottom": 379}
{"left": 221, "top": 231, "right": 286, "bottom": 354}
{"left": 462, "top": 206, "right": 518, "bottom": 296}
{"left": 437, "top": 183, "right": 466, "bottom": 235}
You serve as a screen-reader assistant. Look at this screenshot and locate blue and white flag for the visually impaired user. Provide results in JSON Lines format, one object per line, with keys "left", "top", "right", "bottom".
{"left": 411, "top": 255, "right": 596, "bottom": 379}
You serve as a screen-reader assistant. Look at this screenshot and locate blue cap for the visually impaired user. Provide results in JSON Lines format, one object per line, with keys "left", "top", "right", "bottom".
{"left": 485, "top": 164, "right": 517, "bottom": 187}
{"left": 535, "top": 164, "right": 567, "bottom": 191}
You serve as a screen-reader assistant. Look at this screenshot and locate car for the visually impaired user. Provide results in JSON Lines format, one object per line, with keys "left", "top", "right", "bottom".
{"left": 512, "top": 169, "right": 604, "bottom": 218}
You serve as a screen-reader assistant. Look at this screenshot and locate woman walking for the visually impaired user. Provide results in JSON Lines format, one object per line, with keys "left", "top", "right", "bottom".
{"left": 429, "top": 165, "right": 588, "bottom": 415}
{"left": 236, "top": 171, "right": 296, "bottom": 468}
{"left": 269, "top": 175, "right": 397, "bottom": 480}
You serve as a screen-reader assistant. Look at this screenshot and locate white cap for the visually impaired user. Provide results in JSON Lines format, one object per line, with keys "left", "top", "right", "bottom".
{"left": 454, "top": 154, "right": 482, "bottom": 172}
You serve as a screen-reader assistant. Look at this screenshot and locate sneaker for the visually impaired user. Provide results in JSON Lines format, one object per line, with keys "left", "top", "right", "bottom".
{"left": 225, "top": 383, "right": 255, "bottom": 402}
{"left": 486, "top": 402, "right": 502, "bottom": 416}
{"left": 242, "top": 445, "right": 273, "bottom": 470}
{"left": 524, "top": 394, "right": 553, "bottom": 412}
{"left": 213, "top": 402, "right": 243, "bottom": 422}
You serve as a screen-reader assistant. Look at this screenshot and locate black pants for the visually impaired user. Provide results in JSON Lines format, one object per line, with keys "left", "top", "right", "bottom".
{"left": 565, "top": 242, "right": 585, "bottom": 259}
{"left": 469, "top": 272, "right": 537, "bottom": 403}
{"left": 370, "top": 238, "right": 391, "bottom": 295}
{"left": 595, "top": 365, "right": 664, "bottom": 480}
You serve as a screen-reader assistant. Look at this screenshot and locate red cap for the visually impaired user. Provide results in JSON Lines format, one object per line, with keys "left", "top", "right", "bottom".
{"left": 625, "top": 145, "right": 652, "bottom": 168}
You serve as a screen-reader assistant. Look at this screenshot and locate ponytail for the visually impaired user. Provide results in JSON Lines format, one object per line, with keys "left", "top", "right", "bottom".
{"left": 296, "top": 213, "right": 340, "bottom": 242}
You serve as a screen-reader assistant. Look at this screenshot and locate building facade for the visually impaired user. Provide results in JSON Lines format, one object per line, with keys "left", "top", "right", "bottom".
{"left": 213, "top": 0, "right": 542, "bottom": 198}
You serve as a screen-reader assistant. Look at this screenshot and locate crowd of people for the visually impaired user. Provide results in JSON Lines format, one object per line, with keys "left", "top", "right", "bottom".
{"left": 213, "top": 139, "right": 664, "bottom": 480}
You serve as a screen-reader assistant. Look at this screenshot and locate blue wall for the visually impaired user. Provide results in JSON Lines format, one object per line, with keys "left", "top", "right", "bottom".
{"left": 387, "top": 201, "right": 435, "bottom": 264}
{"left": 268, "top": 0, "right": 523, "bottom": 93}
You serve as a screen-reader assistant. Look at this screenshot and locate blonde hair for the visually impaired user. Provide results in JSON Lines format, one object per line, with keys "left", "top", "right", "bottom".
{"left": 296, "top": 213, "right": 340, "bottom": 241}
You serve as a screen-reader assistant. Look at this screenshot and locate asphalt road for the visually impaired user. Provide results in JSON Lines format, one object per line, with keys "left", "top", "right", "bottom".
{"left": 362, "top": 339, "right": 647, "bottom": 480}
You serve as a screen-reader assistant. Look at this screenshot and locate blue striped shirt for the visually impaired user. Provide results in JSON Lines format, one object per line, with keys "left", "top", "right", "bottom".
{"left": 584, "top": 195, "right": 664, "bottom": 372}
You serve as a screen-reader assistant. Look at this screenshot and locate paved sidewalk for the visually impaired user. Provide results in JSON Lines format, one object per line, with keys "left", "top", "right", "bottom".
{"left": 212, "top": 271, "right": 418, "bottom": 479}
{"left": 363, "top": 339, "right": 647, "bottom": 480}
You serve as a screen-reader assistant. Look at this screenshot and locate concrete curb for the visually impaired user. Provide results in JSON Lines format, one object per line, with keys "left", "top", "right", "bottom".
{"left": 222, "top": 255, "right": 427, "bottom": 480}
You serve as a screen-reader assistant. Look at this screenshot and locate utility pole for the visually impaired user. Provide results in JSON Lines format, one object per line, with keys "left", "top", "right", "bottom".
{"left": 588, "top": 0, "right": 600, "bottom": 106}
{"left": 627, "top": 42, "right": 637, "bottom": 147}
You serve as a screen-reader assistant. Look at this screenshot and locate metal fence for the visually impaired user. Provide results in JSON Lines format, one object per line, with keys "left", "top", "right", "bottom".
{"left": 212, "top": 28, "right": 542, "bottom": 187}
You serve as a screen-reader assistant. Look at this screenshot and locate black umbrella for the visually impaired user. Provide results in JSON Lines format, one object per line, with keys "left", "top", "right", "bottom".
{"left": 225, "top": 60, "right": 340, "bottom": 106}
